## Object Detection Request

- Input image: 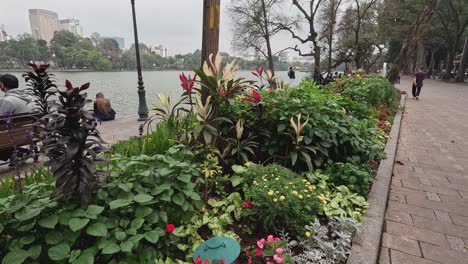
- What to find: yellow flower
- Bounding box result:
[285,186,289,189]
[305,231,311,238]
[304,190,309,193]
[268,190,274,196]
[275,177,279,181]
[289,182,293,185]
[273,198,278,203]
[292,191,298,196]
[263,178,267,182]
[302,179,307,182]
[279,196,286,201]
[298,195,303,199]
[253,181,258,185]
[306,194,311,198]
[275,191,279,194]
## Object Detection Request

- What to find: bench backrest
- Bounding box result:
[0,113,40,150]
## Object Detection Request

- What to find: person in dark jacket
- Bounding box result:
[93,92,115,121]
[412,66,425,100]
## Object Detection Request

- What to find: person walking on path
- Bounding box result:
[288,66,296,87]
[412,66,425,100]
[93,92,116,121]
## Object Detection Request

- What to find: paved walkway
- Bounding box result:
[98,115,145,144]
[379,77,468,263]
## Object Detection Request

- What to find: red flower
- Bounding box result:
[248,258,253,264]
[203,261,209,264]
[255,248,263,257]
[195,256,202,264]
[180,73,197,93]
[219,88,226,97]
[220,260,226,264]
[243,200,253,208]
[166,223,175,233]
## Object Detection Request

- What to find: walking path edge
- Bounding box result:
[347,94,407,264]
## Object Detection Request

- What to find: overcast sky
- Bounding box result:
[1,0,307,57]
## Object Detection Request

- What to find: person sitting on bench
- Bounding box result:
[0,74,33,115]
[93,92,116,121]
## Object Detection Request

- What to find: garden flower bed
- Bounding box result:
[0,57,400,264]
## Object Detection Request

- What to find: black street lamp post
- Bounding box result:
[131,0,148,121]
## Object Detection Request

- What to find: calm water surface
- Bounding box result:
[4,71,309,116]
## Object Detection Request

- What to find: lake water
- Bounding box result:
[3,71,309,116]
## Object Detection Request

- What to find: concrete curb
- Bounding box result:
[347,94,407,264]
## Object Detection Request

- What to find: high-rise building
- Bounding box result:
[59,19,83,37]
[29,9,60,43]
[109,37,125,49]
[29,9,84,43]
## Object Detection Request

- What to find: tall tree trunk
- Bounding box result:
[327,35,333,74]
[314,44,321,74]
[260,0,276,88]
[201,0,220,102]
[443,51,454,80]
[455,35,468,82]
[387,0,438,83]
[417,40,426,68]
[428,47,436,78]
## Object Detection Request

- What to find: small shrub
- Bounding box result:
[242,164,321,235]
[292,217,361,264]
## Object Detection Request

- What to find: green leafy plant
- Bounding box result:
[323,186,369,221]
[242,164,321,235]
[40,80,105,206]
[0,167,54,198]
[23,63,57,115]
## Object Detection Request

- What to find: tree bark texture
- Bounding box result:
[261,0,276,82]
[201,0,220,102]
[455,35,468,82]
[387,0,438,83]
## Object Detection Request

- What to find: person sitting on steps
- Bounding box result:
[93,92,116,121]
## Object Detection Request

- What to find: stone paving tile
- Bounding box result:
[389,250,440,264]
[420,243,468,264]
[379,247,391,264]
[382,233,421,257]
[379,78,468,264]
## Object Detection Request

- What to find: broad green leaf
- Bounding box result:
[84,205,104,217]
[120,241,133,253]
[69,218,90,232]
[19,236,35,246]
[115,231,127,241]
[72,253,94,264]
[109,199,132,209]
[159,211,168,222]
[176,174,191,183]
[134,194,153,203]
[144,231,160,244]
[27,245,41,260]
[45,231,63,245]
[230,175,242,187]
[135,207,153,218]
[172,193,185,206]
[48,243,70,261]
[131,218,145,229]
[17,221,36,232]
[86,223,108,237]
[1,249,29,264]
[15,208,42,221]
[101,242,120,255]
[38,215,58,229]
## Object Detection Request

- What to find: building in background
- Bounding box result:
[150,45,168,58]
[59,19,83,37]
[109,37,125,49]
[29,9,83,43]
[0,24,9,42]
[279,51,289,62]
[29,9,60,43]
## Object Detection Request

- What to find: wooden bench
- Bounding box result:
[0,113,40,166]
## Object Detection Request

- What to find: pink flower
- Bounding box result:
[273,254,285,263]
[195,256,202,264]
[273,237,281,242]
[257,238,266,249]
[179,73,197,93]
[219,88,225,97]
[255,248,263,257]
[267,235,274,242]
[248,258,253,264]
[267,262,274,264]
[203,261,209,264]
[276,247,284,254]
[220,260,225,264]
